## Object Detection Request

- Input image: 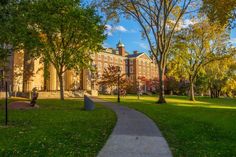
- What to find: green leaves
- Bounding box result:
[167,18,234,99]
[27,0,106,71]
[202,0,236,27]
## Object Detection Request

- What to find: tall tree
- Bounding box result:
[168,19,233,101]
[0,1,17,70]
[204,57,236,98]
[23,0,106,100]
[99,0,195,103]
[202,0,236,27]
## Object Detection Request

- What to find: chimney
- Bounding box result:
[133,51,138,55]
[117,41,126,57]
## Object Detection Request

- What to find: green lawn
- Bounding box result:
[99,95,236,157]
[0,99,116,157]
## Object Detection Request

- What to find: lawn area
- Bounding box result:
[0,98,116,157]
[99,95,236,157]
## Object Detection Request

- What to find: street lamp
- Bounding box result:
[137,80,140,100]
[117,67,121,103]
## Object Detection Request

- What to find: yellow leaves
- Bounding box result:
[203,0,236,26]
[172,6,181,18]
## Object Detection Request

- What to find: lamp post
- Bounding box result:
[117,67,121,103]
[5,81,8,126]
[137,80,140,100]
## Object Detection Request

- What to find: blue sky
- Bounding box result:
[104,18,236,54]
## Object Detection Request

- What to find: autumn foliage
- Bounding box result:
[98,65,133,95]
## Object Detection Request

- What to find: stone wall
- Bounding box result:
[11,91,86,99]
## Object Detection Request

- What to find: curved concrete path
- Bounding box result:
[92,98,173,157]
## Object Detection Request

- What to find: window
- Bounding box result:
[98,62,101,69]
[98,72,102,78]
[110,56,113,62]
[104,63,108,69]
[104,56,108,61]
[116,58,119,64]
[130,60,133,64]
[130,67,133,73]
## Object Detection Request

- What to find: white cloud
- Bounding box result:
[114,25,127,32]
[230,38,236,44]
[173,18,199,31]
[105,24,113,36]
[103,42,111,48]
[105,24,128,36]
[181,19,198,28]
[105,24,112,31]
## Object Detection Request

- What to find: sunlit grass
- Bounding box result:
[0,98,116,157]
[99,95,236,157]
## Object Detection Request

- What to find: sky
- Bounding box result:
[82,0,236,54]
[103,18,236,54]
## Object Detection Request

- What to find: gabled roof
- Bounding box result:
[127,53,143,58]
[138,53,152,61]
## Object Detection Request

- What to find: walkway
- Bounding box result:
[92,98,173,157]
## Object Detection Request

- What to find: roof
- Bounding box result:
[127,53,143,58]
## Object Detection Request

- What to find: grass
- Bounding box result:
[99,95,236,157]
[0,98,116,157]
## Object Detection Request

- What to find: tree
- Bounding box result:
[119,77,133,96]
[168,19,233,101]
[22,0,106,100]
[204,57,236,98]
[99,65,132,95]
[99,0,195,103]
[202,0,236,27]
[166,77,179,95]
[0,1,18,71]
[99,65,122,94]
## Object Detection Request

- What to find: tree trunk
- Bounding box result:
[157,67,166,104]
[210,88,213,98]
[58,73,64,100]
[217,89,221,98]
[189,81,195,101]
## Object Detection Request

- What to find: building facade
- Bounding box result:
[1,41,159,96]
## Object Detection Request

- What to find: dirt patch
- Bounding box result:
[9,101,39,110]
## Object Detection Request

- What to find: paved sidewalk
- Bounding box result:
[92,98,173,157]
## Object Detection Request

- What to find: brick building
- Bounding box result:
[92,41,158,93]
[1,41,158,97]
